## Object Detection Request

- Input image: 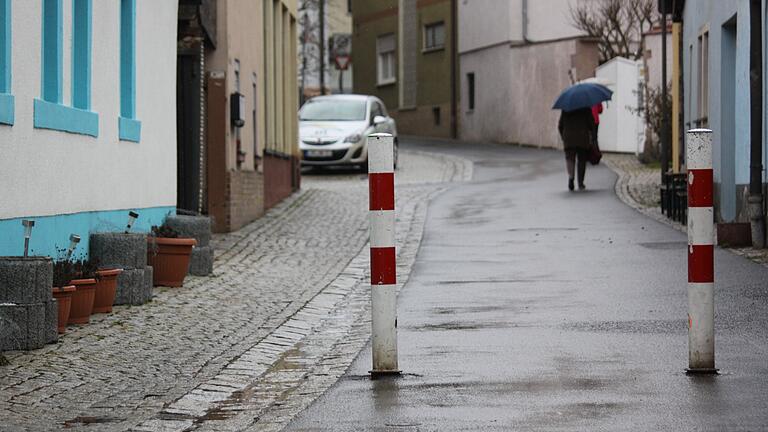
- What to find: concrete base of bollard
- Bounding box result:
[685,368,719,375]
[189,246,214,276]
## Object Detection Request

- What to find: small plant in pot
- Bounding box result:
[65,255,99,325]
[147,220,196,287]
[92,266,124,314]
[52,260,77,333]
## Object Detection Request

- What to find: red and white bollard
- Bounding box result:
[367,133,400,376]
[686,128,717,374]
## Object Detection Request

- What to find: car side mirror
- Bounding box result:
[372,115,387,125]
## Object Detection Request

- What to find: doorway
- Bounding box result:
[721,17,737,221]
[176,51,204,213]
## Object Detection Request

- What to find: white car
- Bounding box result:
[299,95,398,170]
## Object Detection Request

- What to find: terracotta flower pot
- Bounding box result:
[93,268,124,314]
[68,278,97,324]
[147,237,197,287]
[51,285,76,334]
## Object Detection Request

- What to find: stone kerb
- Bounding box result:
[165,215,214,276]
[89,233,153,306]
[0,257,57,351]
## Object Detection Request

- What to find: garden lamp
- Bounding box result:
[125,211,139,233]
[22,220,35,257]
[66,234,81,260]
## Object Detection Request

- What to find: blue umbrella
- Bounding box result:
[552,83,613,112]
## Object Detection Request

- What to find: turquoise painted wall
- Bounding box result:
[0,206,175,260]
[734,0,751,187]
[683,0,764,222]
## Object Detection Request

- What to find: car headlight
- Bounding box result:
[344,134,363,143]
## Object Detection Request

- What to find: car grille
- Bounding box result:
[303,149,348,161]
[301,139,338,146]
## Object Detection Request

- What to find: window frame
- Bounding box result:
[466,72,475,111]
[119,0,141,142]
[696,28,709,128]
[376,33,396,86]
[72,0,92,111]
[34,0,99,137]
[423,21,445,53]
[0,0,13,125]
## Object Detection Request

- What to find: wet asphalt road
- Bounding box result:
[283,138,768,431]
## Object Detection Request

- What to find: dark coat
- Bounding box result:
[558,108,594,151]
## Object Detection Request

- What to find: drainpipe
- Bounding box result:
[522,0,529,43]
[450,0,457,138]
[660,10,670,182]
[749,0,765,248]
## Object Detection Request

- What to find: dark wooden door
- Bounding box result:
[176,53,202,213]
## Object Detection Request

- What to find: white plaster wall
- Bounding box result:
[594,58,644,154]
[460,39,586,148]
[459,44,514,143]
[642,31,673,92]
[0,1,179,220]
[458,0,518,53]
[525,0,585,42]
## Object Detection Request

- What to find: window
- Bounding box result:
[432,106,440,126]
[697,30,709,127]
[423,22,445,51]
[467,72,475,111]
[41,0,62,104]
[0,0,13,125]
[299,99,366,121]
[72,0,91,110]
[376,33,396,85]
[119,0,140,141]
[34,0,98,136]
[252,73,258,157]
[370,101,383,123]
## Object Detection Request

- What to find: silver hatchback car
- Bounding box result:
[299,95,398,170]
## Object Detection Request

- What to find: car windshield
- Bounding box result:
[299,99,367,121]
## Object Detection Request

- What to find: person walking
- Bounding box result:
[558,107,594,191]
[591,102,603,147]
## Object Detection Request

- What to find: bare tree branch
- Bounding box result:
[570,0,655,63]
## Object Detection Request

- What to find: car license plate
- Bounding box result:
[307,150,333,157]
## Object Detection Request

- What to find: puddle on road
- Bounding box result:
[434,279,576,285]
[507,227,579,232]
[637,241,687,250]
[63,416,124,427]
[405,321,528,331]
[432,304,512,315]
[564,319,686,334]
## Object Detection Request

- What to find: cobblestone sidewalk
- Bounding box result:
[0,150,472,432]
[603,153,768,268]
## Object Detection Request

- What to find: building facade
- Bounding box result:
[681,0,766,241]
[0,0,178,257]
[351,0,459,138]
[458,0,599,149]
[177,0,299,233]
[298,0,353,99]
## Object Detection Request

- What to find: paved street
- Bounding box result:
[0,148,470,431]
[2,138,768,431]
[285,139,768,431]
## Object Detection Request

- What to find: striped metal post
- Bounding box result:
[686,129,717,374]
[367,133,400,376]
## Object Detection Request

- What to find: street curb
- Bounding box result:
[603,158,768,270]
